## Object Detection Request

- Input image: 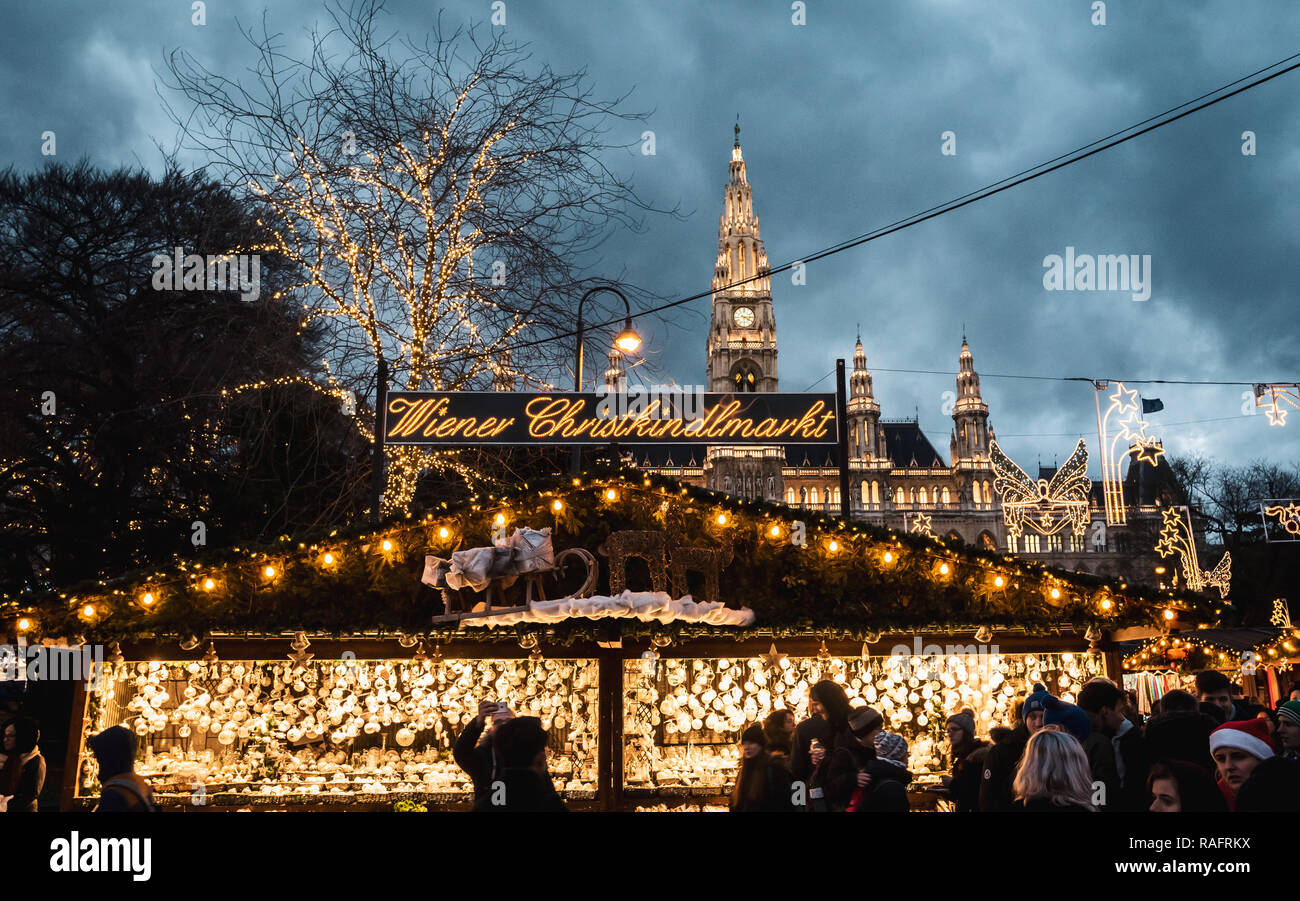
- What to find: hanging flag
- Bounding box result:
[1141,396,1164,414]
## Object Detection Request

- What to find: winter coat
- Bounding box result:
[731,755,797,812]
[453,718,497,803]
[1143,709,1218,771]
[1082,731,1118,810]
[825,733,912,812]
[825,734,875,811]
[1114,726,1152,811]
[1012,796,1094,812]
[850,759,913,812]
[1234,756,1300,812]
[948,739,988,813]
[980,724,1029,812]
[95,773,157,812]
[790,716,833,786]
[470,767,567,812]
[5,752,44,812]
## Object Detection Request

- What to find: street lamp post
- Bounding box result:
[571,285,641,476]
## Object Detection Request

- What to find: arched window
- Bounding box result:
[918,487,928,505]
[739,242,747,279]
[832,487,840,505]
[787,487,795,504]
[941,486,950,504]
[909,488,916,504]
[983,481,992,505]
[895,487,904,505]
[872,481,880,504]
[732,363,760,392]
[810,487,820,505]
[972,482,982,504]
[861,481,869,505]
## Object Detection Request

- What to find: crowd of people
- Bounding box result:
[725,671,1300,812]
[5,669,1296,812]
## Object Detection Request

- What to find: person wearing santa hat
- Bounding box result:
[1209,719,1276,811]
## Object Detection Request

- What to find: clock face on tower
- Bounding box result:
[732,306,755,328]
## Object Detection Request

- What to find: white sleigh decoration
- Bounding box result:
[423,527,597,621]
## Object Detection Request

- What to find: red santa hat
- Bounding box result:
[1209,719,1277,761]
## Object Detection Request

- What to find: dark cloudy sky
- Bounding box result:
[5,0,1299,478]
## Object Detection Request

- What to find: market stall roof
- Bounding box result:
[7,467,1221,644]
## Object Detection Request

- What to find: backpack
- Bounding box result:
[100,776,158,812]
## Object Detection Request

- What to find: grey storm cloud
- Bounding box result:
[3,0,1298,475]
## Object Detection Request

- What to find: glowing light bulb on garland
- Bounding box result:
[1163,608,1176,621]
[494,513,507,527]
[716,513,728,526]
[322,552,336,566]
[604,488,618,502]
[82,604,95,618]
[17,617,31,632]
[382,539,393,552]
[883,551,893,563]
[552,500,564,512]
[828,540,838,552]
[1049,587,1061,600]
[264,565,276,579]
[141,592,155,607]
[993,575,1004,588]
[939,563,950,575]
[203,578,216,591]
[769,524,782,538]
[438,527,450,539]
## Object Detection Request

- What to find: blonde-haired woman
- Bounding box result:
[1011,729,1097,811]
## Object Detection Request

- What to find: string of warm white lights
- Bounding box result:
[1124,629,1299,671]
[9,474,1213,639]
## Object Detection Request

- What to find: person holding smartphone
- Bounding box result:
[454,698,515,803]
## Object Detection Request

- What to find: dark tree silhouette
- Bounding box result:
[0,161,368,595]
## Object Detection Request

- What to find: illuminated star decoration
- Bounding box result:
[1272,598,1293,629]
[759,642,787,671]
[1255,385,1300,426]
[1264,502,1300,536]
[1155,507,1231,597]
[990,438,1091,540]
[1095,382,1167,526]
[908,512,934,537]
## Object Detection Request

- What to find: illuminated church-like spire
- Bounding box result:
[707,119,777,393]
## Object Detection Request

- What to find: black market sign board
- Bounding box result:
[383,391,839,446]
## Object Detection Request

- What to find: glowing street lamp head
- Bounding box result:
[614,321,642,354]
